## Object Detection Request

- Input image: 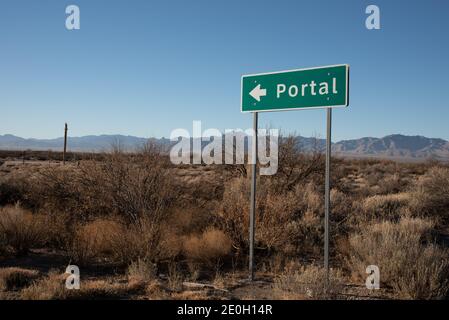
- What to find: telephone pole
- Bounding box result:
[63,123,68,165]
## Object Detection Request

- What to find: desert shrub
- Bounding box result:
[257,183,323,255]
[365,172,383,188]
[168,208,215,236]
[393,244,449,299]
[21,270,136,300]
[274,262,344,299]
[25,166,83,215]
[377,173,407,194]
[67,217,166,266]
[158,226,183,261]
[0,181,25,206]
[347,218,449,299]
[0,233,7,257]
[21,271,67,300]
[219,178,324,257]
[358,193,410,222]
[108,218,166,265]
[183,228,232,265]
[145,280,171,300]
[0,205,46,255]
[78,150,174,223]
[67,219,122,265]
[0,268,39,291]
[270,135,324,193]
[40,212,75,250]
[167,262,184,292]
[329,189,354,234]
[67,279,138,299]
[24,148,174,223]
[219,177,251,250]
[409,166,449,222]
[127,258,156,283]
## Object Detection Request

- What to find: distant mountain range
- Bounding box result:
[333,135,449,160]
[0,134,169,152]
[1,133,448,161]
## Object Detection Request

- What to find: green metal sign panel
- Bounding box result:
[241,64,349,112]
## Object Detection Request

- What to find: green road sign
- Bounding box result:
[241,64,349,112]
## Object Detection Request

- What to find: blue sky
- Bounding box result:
[1,0,448,141]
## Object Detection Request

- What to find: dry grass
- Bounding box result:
[20,271,67,300]
[70,279,139,299]
[183,228,232,265]
[359,193,410,222]
[347,217,449,299]
[67,217,169,266]
[220,178,324,257]
[274,262,345,300]
[127,258,156,283]
[67,219,123,265]
[0,205,46,255]
[1,145,448,300]
[17,148,174,224]
[167,262,184,292]
[21,271,142,300]
[409,166,449,222]
[0,268,39,291]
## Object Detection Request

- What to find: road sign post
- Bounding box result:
[324,107,332,286]
[63,123,68,165]
[241,64,349,282]
[249,112,258,281]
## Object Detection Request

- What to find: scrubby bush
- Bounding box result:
[20,270,67,300]
[67,219,123,266]
[21,270,136,300]
[23,148,174,223]
[377,173,407,195]
[2,143,448,300]
[347,218,449,299]
[270,135,324,193]
[108,218,167,265]
[219,177,251,250]
[274,262,344,299]
[67,217,167,266]
[78,151,174,223]
[359,193,410,222]
[0,205,46,255]
[409,167,449,222]
[127,258,156,283]
[220,176,333,258]
[0,181,25,206]
[183,228,232,265]
[0,268,39,291]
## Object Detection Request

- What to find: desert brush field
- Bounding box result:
[0,138,448,300]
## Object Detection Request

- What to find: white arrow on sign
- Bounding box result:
[249,84,267,102]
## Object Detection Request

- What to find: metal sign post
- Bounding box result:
[249,112,258,281]
[324,107,332,286]
[241,64,349,282]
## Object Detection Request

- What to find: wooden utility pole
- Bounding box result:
[63,123,68,165]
